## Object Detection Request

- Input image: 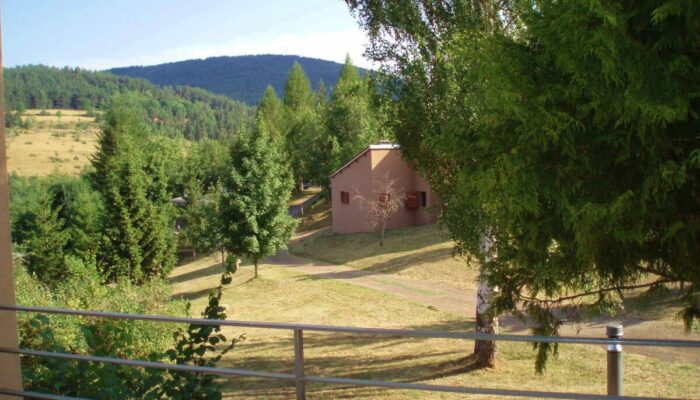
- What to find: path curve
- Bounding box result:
[266,249,700,364]
[266,250,477,317]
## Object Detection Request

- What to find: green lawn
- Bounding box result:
[289,223,479,290]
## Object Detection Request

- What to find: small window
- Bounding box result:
[341,191,350,204]
[420,191,427,207]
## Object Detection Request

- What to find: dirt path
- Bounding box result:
[266,250,476,316]
[266,250,700,364]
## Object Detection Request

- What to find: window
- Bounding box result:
[420,191,427,207]
[340,191,350,204]
[405,192,419,209]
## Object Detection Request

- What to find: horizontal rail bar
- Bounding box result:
[0,388,89,400]
[0,347,295,381]
[0,348,675,400]
[2,304,700,347]
[303,375,672,400]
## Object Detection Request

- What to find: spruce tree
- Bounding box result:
[25,190,69,284]
[91,105,176,282]
[220,117,297,278]
[326,56,380,167]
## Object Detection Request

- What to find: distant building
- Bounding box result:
[330,143,439,234]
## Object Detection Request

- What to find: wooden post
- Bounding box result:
[0,17,24,398]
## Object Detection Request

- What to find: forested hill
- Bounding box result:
[109,54,368,104]
[4,65,254,140]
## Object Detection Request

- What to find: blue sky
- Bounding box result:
[1,0,371,69]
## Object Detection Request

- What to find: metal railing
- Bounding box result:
[0,304,699,400]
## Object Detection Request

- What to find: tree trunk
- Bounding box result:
[221,250,225,266]
[254,259,258,278]
[297,176,304,192]
[380,220,386,246]
[474,231,498,368]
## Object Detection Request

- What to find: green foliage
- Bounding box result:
[320,56,384,183]
[15,261,181,398]
[256,85,286,143]
[90,104,176,282]
[180,181,226,256]
[348,0,700,371]
[9,174,104,283]
[24,190,69,283]
[154,262,242,400]
[4,65,254,140]
[220,117,297,273]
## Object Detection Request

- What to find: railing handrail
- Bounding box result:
[1,303,699,400]
[2,304,699,347]
[0,346,671,400]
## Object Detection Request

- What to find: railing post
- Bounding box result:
[294,328,306,400]
[606,324,623,397]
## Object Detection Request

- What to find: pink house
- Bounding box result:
[330,143,439,234]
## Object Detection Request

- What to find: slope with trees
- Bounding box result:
[109,54,370,104]
[4,65,254,140]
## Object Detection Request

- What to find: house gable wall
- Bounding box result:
[330,147,439,234]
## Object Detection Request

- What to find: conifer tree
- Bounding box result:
[283,62,316,191]
[326,56,380,167]
[256,85,285,143]
[90,104,176,282]
[25,190,69,284]
[220,117,297,278]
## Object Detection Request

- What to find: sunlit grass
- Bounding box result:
[170,253,700,399]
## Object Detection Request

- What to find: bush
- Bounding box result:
[15,259,185,398]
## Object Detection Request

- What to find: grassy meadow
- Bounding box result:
[170,252,699,399]
[289,202,478,290]
[6,109,99,176]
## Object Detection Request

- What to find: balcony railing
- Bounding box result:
[1,304,699,400]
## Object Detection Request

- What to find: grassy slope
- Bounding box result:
[170,253,699,399]
[6,109,99,176]
[289,200,478,290]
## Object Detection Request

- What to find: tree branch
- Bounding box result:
[518,279,673,305]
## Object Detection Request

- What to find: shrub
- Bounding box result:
[15,259,185,398]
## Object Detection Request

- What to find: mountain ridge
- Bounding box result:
[109,54,369,105]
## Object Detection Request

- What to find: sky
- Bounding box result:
[1,0,373,70]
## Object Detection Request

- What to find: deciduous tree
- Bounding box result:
[220,118,297,277]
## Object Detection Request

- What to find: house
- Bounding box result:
[330,143,439,234]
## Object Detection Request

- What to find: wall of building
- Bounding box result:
[370,149,417,230]
[331,148,440,234]
[330,150,375,234]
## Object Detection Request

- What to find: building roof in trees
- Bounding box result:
[329,143,400,179]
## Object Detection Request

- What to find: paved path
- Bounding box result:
[266,250,477,317]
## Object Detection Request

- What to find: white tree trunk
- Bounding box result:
[474,230,498,367]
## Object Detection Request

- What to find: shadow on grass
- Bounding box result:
[290,224,453,266]
[169,261,224,284]
[358,247,455,275]
[218,318,481,398]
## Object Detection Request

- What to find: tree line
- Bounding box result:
[11,95,294,397]
[4,65,254,140]
[256,56,390,192]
